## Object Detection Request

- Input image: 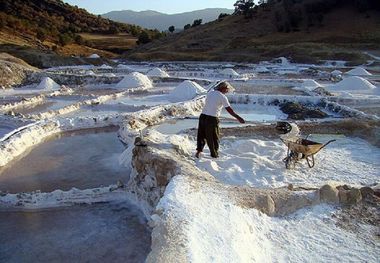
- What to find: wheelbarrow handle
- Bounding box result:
[316,139,336,153]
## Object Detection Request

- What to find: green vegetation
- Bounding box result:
[126,0,380,63]
[0,0,165,49]
[191,19,203,27]
[232,0,380,32]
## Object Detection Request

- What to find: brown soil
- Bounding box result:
[332,196,380,239]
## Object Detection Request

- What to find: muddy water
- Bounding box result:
[0,201,151,263]
[0,126,129,193]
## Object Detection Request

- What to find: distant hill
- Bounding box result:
[125,0,380,64]
[0,0,163,67]
[102,8,234,31]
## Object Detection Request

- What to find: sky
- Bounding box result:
[63,0,236,15]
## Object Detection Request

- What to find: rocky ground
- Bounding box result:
[0,53,39,89]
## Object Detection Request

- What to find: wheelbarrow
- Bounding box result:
[281,137,336,169]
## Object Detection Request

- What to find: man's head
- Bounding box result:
[215,81,234,94]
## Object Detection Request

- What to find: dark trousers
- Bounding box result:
[196,114,220,158]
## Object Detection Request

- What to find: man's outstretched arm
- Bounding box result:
[225,106,245,123]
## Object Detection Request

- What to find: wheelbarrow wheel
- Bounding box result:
[306,155,315,168]
[283,150,297,169]
[285,157,293,169]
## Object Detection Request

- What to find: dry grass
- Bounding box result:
[57,43,115,58]
[126,6,380,63]
[80,33,137,54]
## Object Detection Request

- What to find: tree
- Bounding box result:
[58,33,73,46]
[191,19,202,27]
[137,31,151,45]
[74,34,84,45]
[36,29,47,42]
[184,24,191,30]
[218,13,229,20]
[168,25,175,33]
[234,0,255,16]
[107,25,119,34]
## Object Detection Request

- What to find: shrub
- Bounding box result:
[218,13,230,20]
[36,29,47,42]
[137,31,151,45]
[192,19,202,27]
[58,33,73,46]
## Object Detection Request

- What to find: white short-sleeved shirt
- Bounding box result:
[201,90,230,117]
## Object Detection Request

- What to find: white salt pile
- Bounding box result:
[99,64,113,69]
[104,73,116,77]
[346,67,372,76]
[36,77,60,90]
[331,70,342,76]
[220,68,239,77]
[147,67,170,77]
[85,70,95,76]
[302,79,322,90]
[256,66,270,73]
[117,64,131,69]
[169,80,206,102]
[115,72,153,89]
[88,54,100,59]
[328,76,376,92]
[273,57,290,65]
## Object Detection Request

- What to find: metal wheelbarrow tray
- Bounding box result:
[281,137,336,168]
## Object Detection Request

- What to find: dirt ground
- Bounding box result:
[333,196,380,240]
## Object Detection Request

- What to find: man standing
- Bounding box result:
[196,81,245,158]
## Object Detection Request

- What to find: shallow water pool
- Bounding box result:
[153,106,285,134]
[0,127,129,193]
[221,104,286,122]
[106,94,172,107]
[0,201,151,263]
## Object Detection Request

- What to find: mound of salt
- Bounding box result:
[99,64,112,69]
[116,72,152,89]
[117,64,131,69]
[220,68,239,77]
[104,73,116,77]
[85,70,95,75]
[328,76,376,91]
[36,77,60,90]
[331,70,342,75]
[256,66,270,73]
[147,67,170,77]
[170,80,206,102]
[346,67,372,76]
[88,54,100,59]
[273,57,290,65]
[302,79,322,91]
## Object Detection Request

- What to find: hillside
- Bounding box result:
[126,0,380,64]
[0,0,161,67]
[102,8,234,31]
